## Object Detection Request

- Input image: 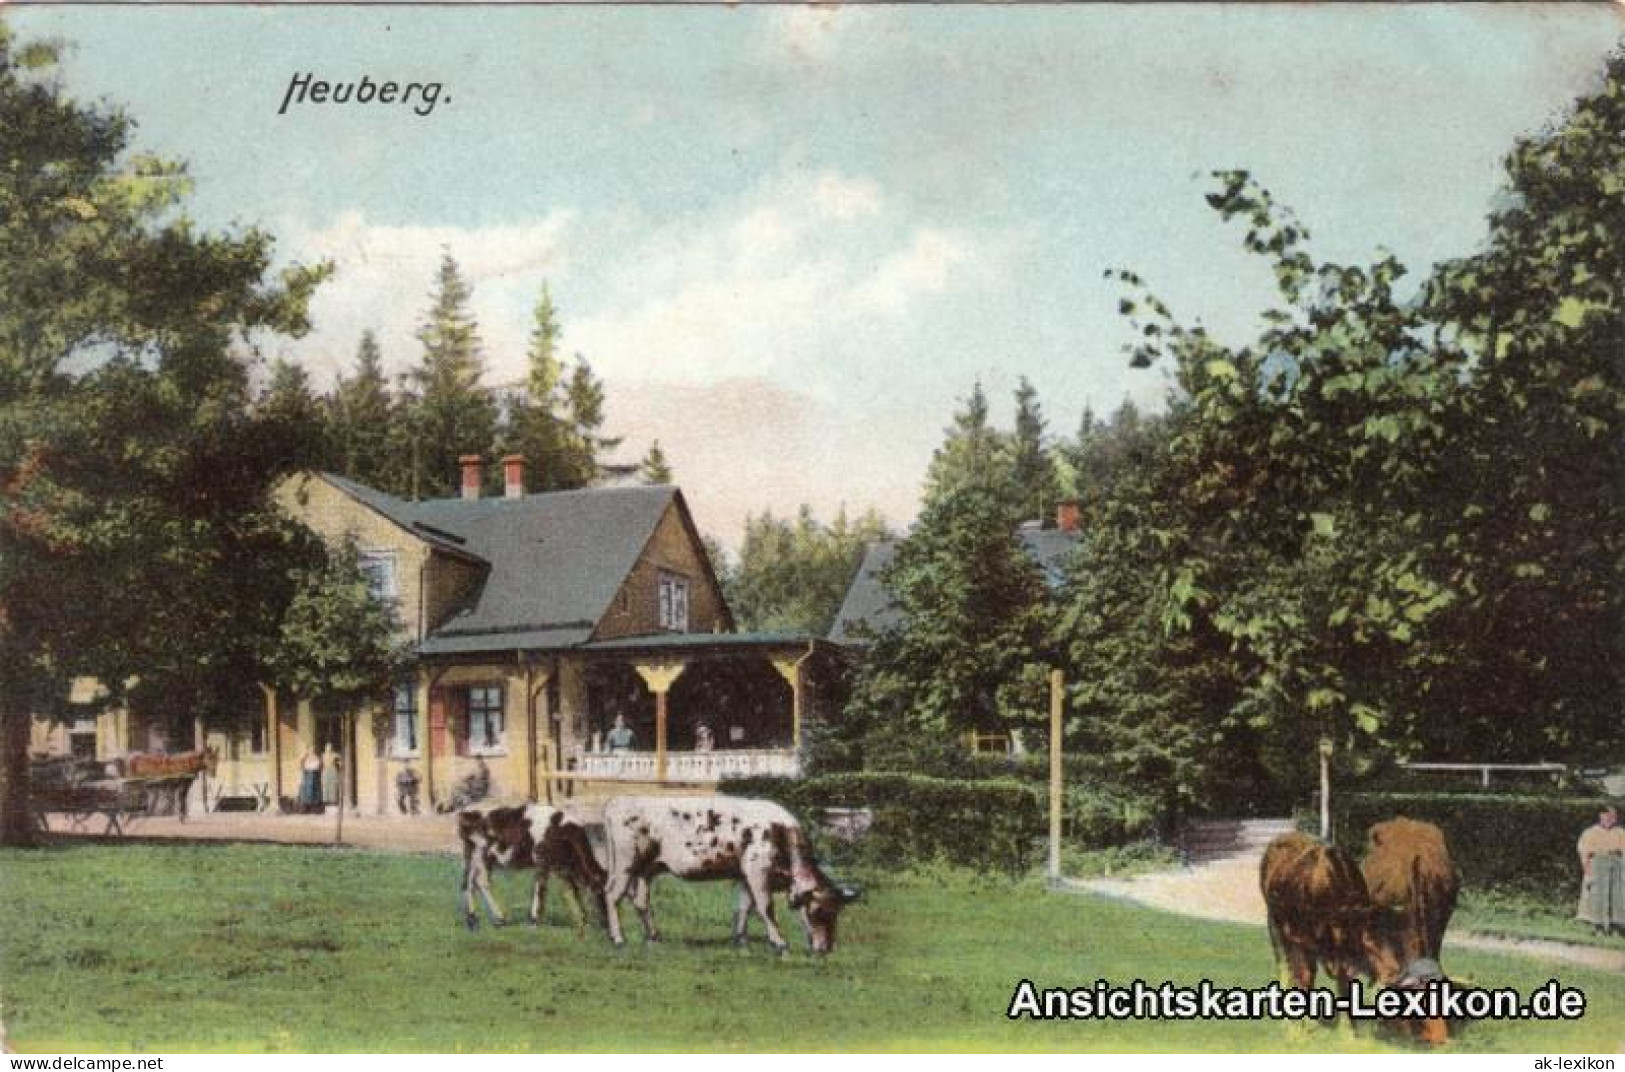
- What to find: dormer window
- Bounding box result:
[658,571,690,632]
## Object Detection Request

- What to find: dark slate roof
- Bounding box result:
[317,473,678,656]
[1018,527,1082,588]
[826,541,901,645]
[826,527,1081,646]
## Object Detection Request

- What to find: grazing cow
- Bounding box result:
[458,802,606,934]
[1361,818,1459,973]
[1363,819,1460,1045]
[600,796,860,954]
[1259,832,1376,995]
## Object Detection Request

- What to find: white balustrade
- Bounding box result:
[576,749,800,782]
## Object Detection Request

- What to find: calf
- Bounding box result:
[600,796,860,954]
[458,802,606,935]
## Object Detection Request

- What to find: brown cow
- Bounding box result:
[1260,832,1375,995]
[1362,818,1459,972]
[458,803,606,935]
[1363,818,1460,1045]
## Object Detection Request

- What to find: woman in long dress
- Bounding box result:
[297,748,323,813]
[1577,805,1624,935]
[321,748,340,807]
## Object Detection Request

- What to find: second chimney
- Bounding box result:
[459,454,483,501]
[502,454,526,500]
[1056,499,1082,533]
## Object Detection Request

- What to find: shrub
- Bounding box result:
[1334,792,1615,898]
[721,772,1043,875]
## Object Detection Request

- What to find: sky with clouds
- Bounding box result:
[12,4,1622,547]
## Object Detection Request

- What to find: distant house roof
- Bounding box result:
[1016,527,1081,589]
[317,473,681,657]
[826,542,901,645]
[826,525,1080,646]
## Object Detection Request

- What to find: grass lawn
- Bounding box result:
[1455,887,1625,950]
[1,842,1621,1053]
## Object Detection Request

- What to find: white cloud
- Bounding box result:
[568,169,991,392]
[271,209,574,385]
[854,228,971,313]
[769,6,856,67]
[810,173,884,222]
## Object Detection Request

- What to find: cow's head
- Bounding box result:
[790,882,861,954]
[1381,958,1452,1046]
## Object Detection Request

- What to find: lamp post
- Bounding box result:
[1319,735,1334,842]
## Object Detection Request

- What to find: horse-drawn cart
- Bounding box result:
[30,751,214,836]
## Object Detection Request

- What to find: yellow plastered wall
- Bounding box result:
[276,472,487,642]
[428,662,534,808]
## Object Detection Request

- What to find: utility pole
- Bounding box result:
[1048,669,1064,885]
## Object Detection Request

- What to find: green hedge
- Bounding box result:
[1334,792,1615,897]
[721,772,1043,875]
[1064,784,1163,848]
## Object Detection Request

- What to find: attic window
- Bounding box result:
[658,571,690,633]
[358,551,399,603]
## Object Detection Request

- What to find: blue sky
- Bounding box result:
[12,4,1622,546]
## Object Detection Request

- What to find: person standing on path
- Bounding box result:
[297,748,322,814]
[1577,805,1625,936]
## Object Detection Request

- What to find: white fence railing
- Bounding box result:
[577,749,800,782]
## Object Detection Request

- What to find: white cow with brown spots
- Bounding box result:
[601,796,860,954]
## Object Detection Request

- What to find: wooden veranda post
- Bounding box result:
[770,644,816,754]
[1049,668,1064,885]
[335,710,351,845]
[633,661,686,781]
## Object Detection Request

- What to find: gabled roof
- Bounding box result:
[826,526,1081,646]
[314,473,679,656]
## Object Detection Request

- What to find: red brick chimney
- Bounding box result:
[502,454,526,500]
[459,454,483,501]
[1056,499,1082,533]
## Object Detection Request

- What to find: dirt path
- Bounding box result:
[41,809,463,852]
[1068,852,1625,974]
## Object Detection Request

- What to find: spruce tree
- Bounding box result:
[329,331,397,491]
[402,253,497,498]
[638,440,674,485]
[497,283,573,491]
[922,381,1018,520]
[558,355,622,487]
[1010,376,1060,525]
[259,357,332,471]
